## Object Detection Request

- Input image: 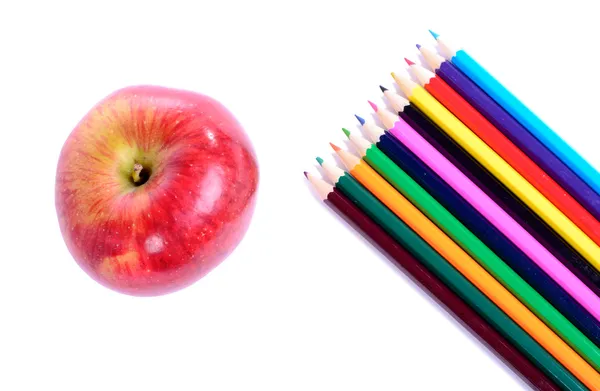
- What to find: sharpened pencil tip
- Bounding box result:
[316,157,324,166]
[368,100,378,112]
[329,142,341,152]
[404,57,415,66]
[429,30,439,39]
[354,114,365,126]
[303,171,308,179]
[342,128,351,138]
[379,85,388,93]
[390,71,397,79]
[416,43,421,49]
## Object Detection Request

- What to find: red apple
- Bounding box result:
[55,86,259,296]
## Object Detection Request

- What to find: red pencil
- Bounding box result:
[404,59,600,248]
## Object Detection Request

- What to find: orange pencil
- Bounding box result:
[324,143,600,390]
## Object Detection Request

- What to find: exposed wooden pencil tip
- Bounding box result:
[405,57,415,66]
[329,142,341,152]
[368,100,378,112]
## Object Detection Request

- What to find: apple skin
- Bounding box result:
[55,86,259,296]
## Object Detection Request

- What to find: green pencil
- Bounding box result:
[341,128,600,371]
[317,160,584,390]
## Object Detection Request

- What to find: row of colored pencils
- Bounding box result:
[306,31,600,390]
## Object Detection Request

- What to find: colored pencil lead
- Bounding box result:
[316,156,324,166]
[379,85,388,93]
[368,100,379,112]
[303,171,308,179]
[416,43,422,49]
[354,114,366,126]
[342,128,351,138]
[429,29,439,39]
[329,142,341,152]
[404,58,415,66]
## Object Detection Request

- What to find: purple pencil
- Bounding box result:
[418,45,600,230]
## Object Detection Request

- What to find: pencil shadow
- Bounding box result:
[342,139,354,154]
[370,112,384,130]
[332,152,345,171]
[339,213,533,388]
[416,52,430,71]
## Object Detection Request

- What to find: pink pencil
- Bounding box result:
[370,101,600,322]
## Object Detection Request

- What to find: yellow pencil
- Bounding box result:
[392,71,600,272]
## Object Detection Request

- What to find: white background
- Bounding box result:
[1,1,598,390]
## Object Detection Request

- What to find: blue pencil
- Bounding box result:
[430,30,600,196]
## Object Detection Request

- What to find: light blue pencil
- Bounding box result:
[429,30,600,197]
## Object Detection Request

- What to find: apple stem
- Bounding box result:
[132,163,143,183]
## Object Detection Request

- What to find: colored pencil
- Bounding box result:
[343,126,600,368]
[321,149,600,389]
[306,173,564,391]
[430,30,600,197]
[370,102,600,323]
[392,71,600,272]
[419,46,600,239]
[357,113,600,348]
[406,57,600,249]
[308,168,584,391]
[380,94,600,297]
